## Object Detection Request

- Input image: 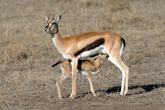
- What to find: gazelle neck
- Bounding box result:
[51,32,64,54]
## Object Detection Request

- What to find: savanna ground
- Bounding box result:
[0,0,165,109]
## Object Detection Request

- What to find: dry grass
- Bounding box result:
[0,0,165,110]
[2,43,32,64]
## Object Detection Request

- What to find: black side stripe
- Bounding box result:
[74,38,105,56]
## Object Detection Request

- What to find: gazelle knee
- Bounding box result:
[122,64,129,74]
[56,81,59,86]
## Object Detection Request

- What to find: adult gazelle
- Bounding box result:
[44,12,129,98]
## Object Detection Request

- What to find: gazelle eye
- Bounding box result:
[52,22,56,25]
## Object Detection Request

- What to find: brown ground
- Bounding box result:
[0,0,165,110]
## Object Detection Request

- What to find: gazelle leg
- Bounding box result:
[124,67,129,95]
[108,56,129,95]
[56,74,66,99]
[87,72,96,96]
[105,41,129,95]
[69,58,78,98]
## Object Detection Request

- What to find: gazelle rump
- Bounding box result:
[44,12,129,98]
[52,55,105,99]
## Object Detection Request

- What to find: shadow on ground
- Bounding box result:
[75,84,165,98]
[63,84,165,99]
[105,84,165,95]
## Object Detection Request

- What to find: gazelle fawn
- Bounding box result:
[45,12,129,98]
[52,55,106,99]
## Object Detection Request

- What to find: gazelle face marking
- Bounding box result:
[44,22,50,33]
[44,12,62,34]
[44,20,58,34]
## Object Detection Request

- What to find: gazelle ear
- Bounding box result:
[56,11,63,22]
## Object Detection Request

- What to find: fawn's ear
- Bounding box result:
[56,11,63,22]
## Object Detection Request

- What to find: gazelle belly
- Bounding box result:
[78,45,107,59]
[77,70,88,76]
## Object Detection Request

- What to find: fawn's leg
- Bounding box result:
[56,75,66,99]
[56,64,71,99]
[87,72,96,96]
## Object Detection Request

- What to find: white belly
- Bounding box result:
[77,69,99,76]
[78,45,107,59]
[58,45,107,61]
[78,70,88,76]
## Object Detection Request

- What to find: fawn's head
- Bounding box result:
[44,12,62,34]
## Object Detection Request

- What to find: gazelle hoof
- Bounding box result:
[59,96,62,99]
[69,95,75,98]
[120,92,124,96]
